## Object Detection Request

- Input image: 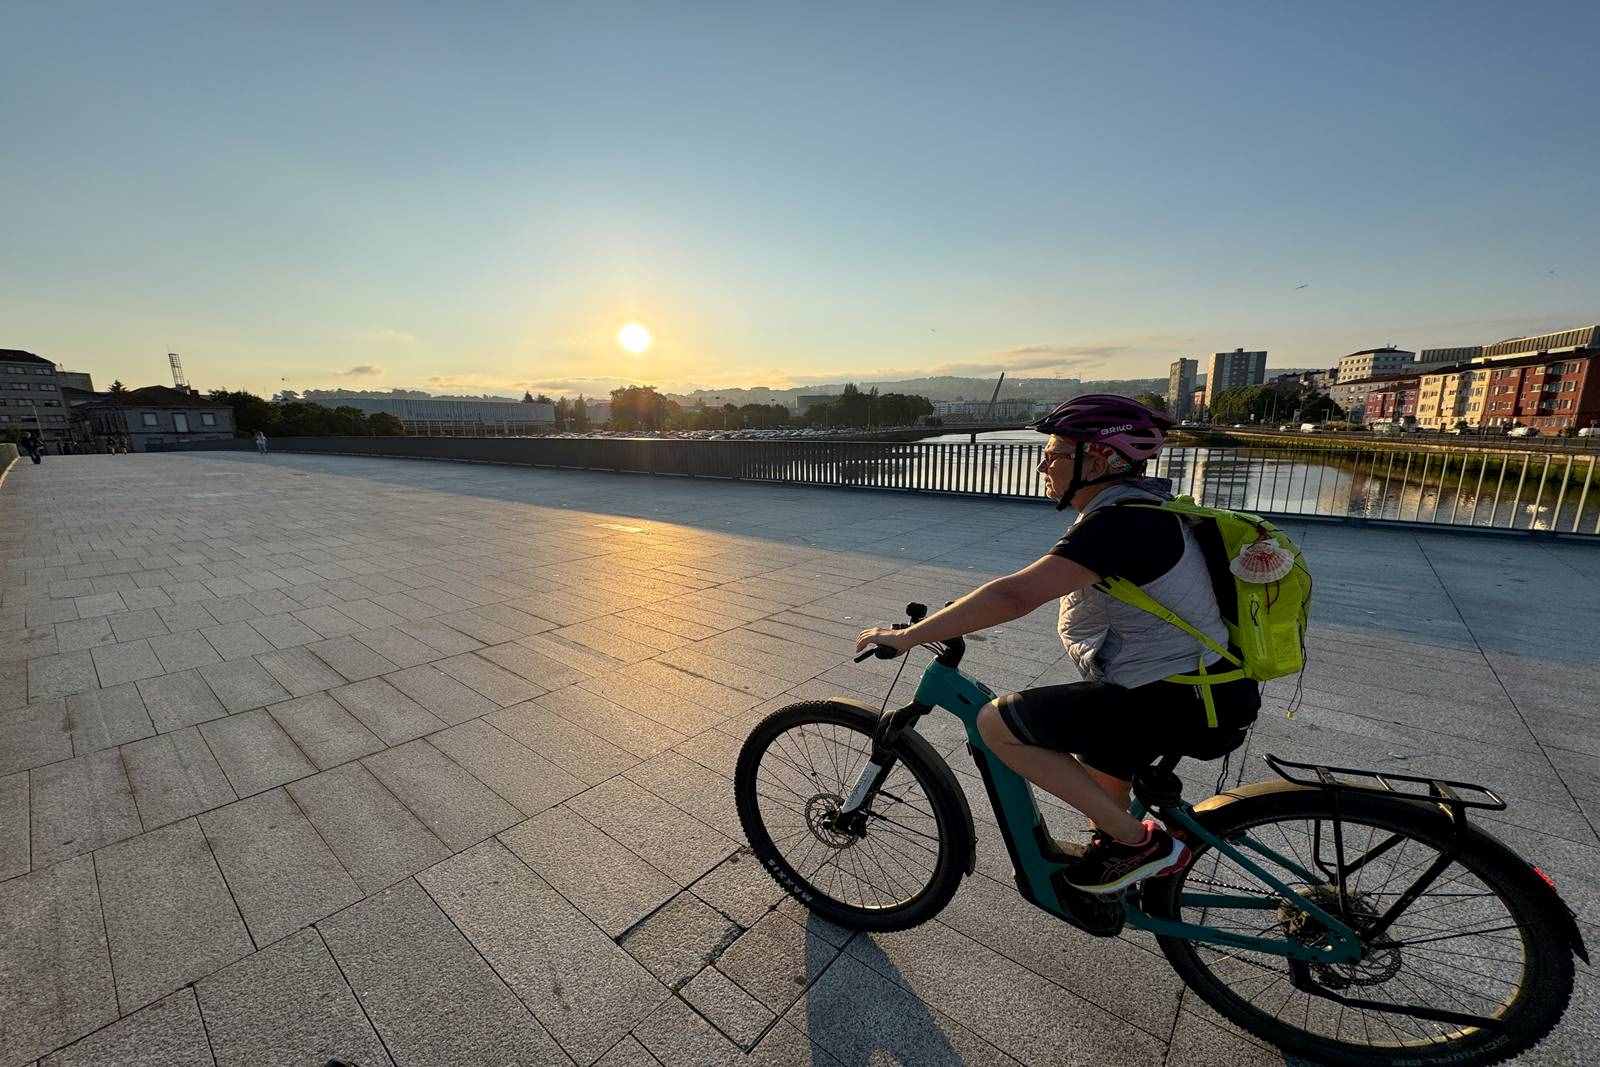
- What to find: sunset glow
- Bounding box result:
[617,323,653,354]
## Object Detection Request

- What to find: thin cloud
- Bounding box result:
[352,328,418,345]
[340,365,383,377]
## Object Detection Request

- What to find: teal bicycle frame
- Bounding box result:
[905,657,1363,964]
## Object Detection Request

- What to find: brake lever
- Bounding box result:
[853,621,909,662]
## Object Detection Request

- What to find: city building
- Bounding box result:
[1364,378,1421,426]
[55,370,95,391]
[1415,364,1492,430]
[309,395,555,430]
[932,398,1043,422]
[0,349,69,443]
[1167,358,1197,419]
[1417,346,1482,368]
[794,395,834,414]
[1203,348,1267,411]
[1336,347,1415,383]
[1190,386,1206,417]
[1332,374,1421,423]
[1477,350,1600,433]
[71,386,236,451]
[1480,324,1599,362]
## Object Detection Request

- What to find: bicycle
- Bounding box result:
[734,603,1589,1066]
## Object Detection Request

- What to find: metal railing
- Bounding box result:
[155,436,1600,536]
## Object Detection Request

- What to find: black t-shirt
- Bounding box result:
[1049,504,1185,585]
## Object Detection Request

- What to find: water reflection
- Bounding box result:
[901,432,1598,533]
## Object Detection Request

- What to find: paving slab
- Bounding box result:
[288,761,450,894]
[255,645,349,696]
[29,748,142,866]
[682,965,775,1050]
[134,670,227,731]
[308,635,400,681]
[331,675,448,745]
[196,927,392,1067]
[427,718,587,815]
[785,950,1019,1066]
[200,620,278,661]
[1,699,73,774]
[146,628,224,672]
[361,738,521,851]
[489,698,641,784]
[120,727,237,828]
[350,625,437,667]
[40,988,213,1067]
[247,611,322,650]
[435,651,546,706]
[267,692,384,768]
[197,708,315,796]
[199,788,361,946]
[566,774,740,887]
[384,662,499,725]
[28,651,99,702]
[0,769,27,880]
[317,878,568,1065]
[94,818,254,1013]
[500,805,680,937]
[197,658,292,714]
[0,854,117,1065]
[418,839,670,1064]
[620,891,743,989]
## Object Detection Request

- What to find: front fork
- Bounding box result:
[835,703,929,833]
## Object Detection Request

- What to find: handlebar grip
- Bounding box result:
[853,644,903,663]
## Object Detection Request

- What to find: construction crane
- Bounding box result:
[168,353,188,390]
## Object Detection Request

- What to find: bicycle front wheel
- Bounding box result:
[1144,785,1575,1066]
[734,700,970,932]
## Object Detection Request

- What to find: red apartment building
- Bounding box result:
[1481,349,1600,432]
[1366,377,1420,424]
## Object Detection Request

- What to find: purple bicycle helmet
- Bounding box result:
[1031,393,1172,463]
[1032,394,1173,507]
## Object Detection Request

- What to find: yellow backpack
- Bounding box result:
[1096,497,1312,725]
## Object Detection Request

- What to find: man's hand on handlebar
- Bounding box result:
[855,626,918,660]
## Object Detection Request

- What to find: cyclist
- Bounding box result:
[855,395,1260,894]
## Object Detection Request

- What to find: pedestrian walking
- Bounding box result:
[21,432,43,464]
[254,430,269,454]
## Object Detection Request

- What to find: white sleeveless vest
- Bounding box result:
[1056,479,1229,688]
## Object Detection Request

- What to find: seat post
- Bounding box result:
[1133,756,1186,811]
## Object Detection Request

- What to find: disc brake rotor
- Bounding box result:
[804,792,859,849]
[1280,886,1402,989]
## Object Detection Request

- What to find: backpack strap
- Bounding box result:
[1096,575,1242,669]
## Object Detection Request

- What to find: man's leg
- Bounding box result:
[976,703,1144,844]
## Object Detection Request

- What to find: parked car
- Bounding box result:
[1299,423,1319,433]
[1578,426,1600,438]
[1507,426,1538,438]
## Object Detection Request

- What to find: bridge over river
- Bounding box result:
[2,452,1597,1065]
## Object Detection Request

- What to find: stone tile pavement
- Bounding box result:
[1,452,1597,1065]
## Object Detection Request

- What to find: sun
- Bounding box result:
[617,322,653,354]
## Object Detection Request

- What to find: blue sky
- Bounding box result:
[4,1,1596,397]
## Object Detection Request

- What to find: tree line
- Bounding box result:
[606,382,933,431]
[208,391,405,437]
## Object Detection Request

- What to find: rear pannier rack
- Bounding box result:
[1264,753,1508,813]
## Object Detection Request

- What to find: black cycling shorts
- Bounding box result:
[996,673,1260,782]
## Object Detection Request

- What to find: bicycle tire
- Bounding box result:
[1143,785,1574,1066]
[735,700,970,932]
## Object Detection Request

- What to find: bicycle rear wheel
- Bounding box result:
[735,700,970,932]
[1143,786,1574,1066]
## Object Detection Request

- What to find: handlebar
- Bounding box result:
[851,602,966,669]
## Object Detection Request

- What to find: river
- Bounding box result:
[917,431,1600,533]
